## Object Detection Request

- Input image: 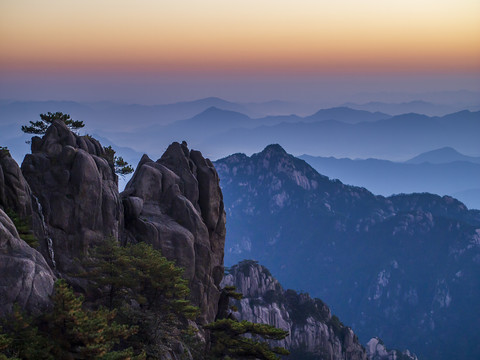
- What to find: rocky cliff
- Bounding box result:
[1,122,226,330]
[21,121,123,274]
[366,338,418,360]
[0,207,55,316]
[223,260,368,360]
[122,141,226,324]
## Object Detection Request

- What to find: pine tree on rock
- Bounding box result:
[21,112,84,135]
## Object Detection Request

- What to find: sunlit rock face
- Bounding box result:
[122,141,226,325]
[222,260,368,360]
[21,120,123,274]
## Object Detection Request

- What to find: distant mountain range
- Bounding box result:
[2,98,479,161]
[300,147,480,210]
[214,144,480,360]
[343,100,480,116]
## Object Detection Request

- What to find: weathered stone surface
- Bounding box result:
[21,121,123,274]
[222,260,368,360]
[122,141,226,325]
[0,208,55,316]
[366,338,418,360]
[0,148,54,266]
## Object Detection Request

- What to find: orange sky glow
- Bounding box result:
[1,0,479,75]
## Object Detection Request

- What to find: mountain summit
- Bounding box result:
[215,144,480,360]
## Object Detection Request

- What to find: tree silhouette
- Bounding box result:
[21,112,84,135]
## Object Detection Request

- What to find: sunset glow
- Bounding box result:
[1,0,479,74]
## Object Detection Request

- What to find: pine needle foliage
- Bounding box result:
[103,146,134,176]
[205,286,289,360]
[21,112,84,135]
[81,239,199,358]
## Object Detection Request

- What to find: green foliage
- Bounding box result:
[21,112,84,135]
[223,286,243,301]
[6,210,38,248]
[205,285,289,360]
[82,240,198,358]
[0,282,140,360]
[103,146,134,177]
[204,319,289,360]
[48,280,138,359]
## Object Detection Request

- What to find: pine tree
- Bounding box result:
[81,241,198,358]
[48,280,139,359]
[21,112,84,135]
[103,146,134,176]
[204,286,289,360]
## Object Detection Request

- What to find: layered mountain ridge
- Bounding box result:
[214,144,480,360]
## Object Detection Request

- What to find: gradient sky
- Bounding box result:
[1,0,479,103]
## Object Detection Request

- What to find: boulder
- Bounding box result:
[0,208,55,316]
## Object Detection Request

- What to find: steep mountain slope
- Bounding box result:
[214,145,480,360]
[223,260,368,360]
[223,260,418,360]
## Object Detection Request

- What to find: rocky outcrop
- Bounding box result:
[366,338,418,360]
[0,148,53,266]
[122,141,226,325]
[0,208,55,316]
[21,121,123,274]
[222,260,367,360]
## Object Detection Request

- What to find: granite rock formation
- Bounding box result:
[222,260,368,360]
[0,208,55,316]
[21,120,123,274]
[122,141,226,324]
[366,338,418,360]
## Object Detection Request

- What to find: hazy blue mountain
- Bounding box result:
[342,100,467,116]
[299,153,480,210]
[304,106,391,123]
[214,144,480,360]
[204,110,480,160]
[406,146,480,164]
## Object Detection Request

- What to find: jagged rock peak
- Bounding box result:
[21,120,123,274]
[222,260,367,360]
[122,141,226,325]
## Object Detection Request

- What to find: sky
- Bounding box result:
[1,0,479,104]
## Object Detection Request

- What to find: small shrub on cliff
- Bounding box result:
[103,146,134,176]
[21,112,84,135]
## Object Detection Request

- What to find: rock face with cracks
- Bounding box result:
[122,141,226,325]
[222,260,368,360]
[20,120,124,274]
[0,208,55,316]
